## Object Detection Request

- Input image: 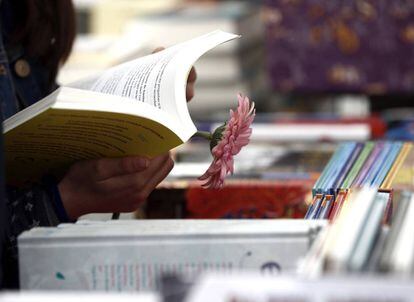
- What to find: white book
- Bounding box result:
[388,193,414,275]
[379,191,411,272]
[0,292,159,302]
[18,219,326,291]
[246,123,371,142]
[347,192,389,271]
[324,187,378,272]
[185,273,414,302]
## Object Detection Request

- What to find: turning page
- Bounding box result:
[69,30,240,120]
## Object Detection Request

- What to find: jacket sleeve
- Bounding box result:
[3,180,70,288]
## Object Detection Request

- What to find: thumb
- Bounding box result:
[152,47,165,54]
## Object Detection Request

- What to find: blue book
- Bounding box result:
[322,142,357,195]
[361,142,393,186]
[352,143,383,187]
[316,194,335,219]
[305,193,324,219]
[333,142,363,190]
[312,143,346,196]
[309,142,356,218]
[306,194,325,219]
[371,142,403,187]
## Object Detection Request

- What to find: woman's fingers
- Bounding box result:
[139,155,174,198]
[186,67,197,102]
[79,156,150,180]
[98,153,172,194]
[152,46,196,102]
[188,66,197,83]
[152,47,165,53]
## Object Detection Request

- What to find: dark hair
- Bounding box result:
[11,0,76,84]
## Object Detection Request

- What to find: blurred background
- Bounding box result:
[63,0,414,220]
[65,0,414,118]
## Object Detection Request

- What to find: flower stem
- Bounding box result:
[193,131,213,141]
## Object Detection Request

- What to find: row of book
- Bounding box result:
[305,141,413,220]
[18,219,325,291]
[141,138,336,220]
[300,187,414,276]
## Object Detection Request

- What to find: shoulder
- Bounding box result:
[1,0,57,110]
[8,45,57,107]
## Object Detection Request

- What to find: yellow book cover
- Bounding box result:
[380,142,412,190]
[390,142,414,190]
[3,31,240,186]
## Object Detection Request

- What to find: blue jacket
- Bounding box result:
[0,0,69,288]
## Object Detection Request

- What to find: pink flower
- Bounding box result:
[198,94,255,189]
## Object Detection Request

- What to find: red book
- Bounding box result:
[186,179,313,219]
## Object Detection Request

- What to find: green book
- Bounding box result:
[341,142,375,189]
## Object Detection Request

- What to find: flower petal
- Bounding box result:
[198,93,255,189]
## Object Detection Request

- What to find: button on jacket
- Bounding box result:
[0,0,69,289]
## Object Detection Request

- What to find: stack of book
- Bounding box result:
[145,141,335,219]
[305,141,413,220]
[299,188,414,276]
[18,219,326,291]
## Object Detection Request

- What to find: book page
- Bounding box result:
[83,46,181,110]
[69,31,239,122]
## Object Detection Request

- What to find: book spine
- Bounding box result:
[328,190,348,221]
[380,143,412,190]
[352,143,383,187]
[341,142,374,189]
[317,194,335,219]
[312,143,346,196]
[333,142,363,190]
[370,142,402,187]
[305,194,323,219]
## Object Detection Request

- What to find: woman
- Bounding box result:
[0,0,196,288]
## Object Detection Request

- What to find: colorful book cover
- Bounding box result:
[305,193,325,219]
[389,143,414,190]
[331,142,362,190]
[341,142,374,189]
[316,194,335,219]
[312,143,347,196]
[352,142,383,187]
[321,142,357,195]
[328,189,348,221]
[371,142,403,186]
[360,142,393,186]
[185,180,312,219]
[381,143,412,190]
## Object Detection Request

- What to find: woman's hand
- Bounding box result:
[153,47,197,102]
[58,153,174,220]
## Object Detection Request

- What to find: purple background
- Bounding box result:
[264,0,414,94]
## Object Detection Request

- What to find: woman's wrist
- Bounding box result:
[57,178,85,221]
[43,175,74,222]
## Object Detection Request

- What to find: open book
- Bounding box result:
[3,30,240,186]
